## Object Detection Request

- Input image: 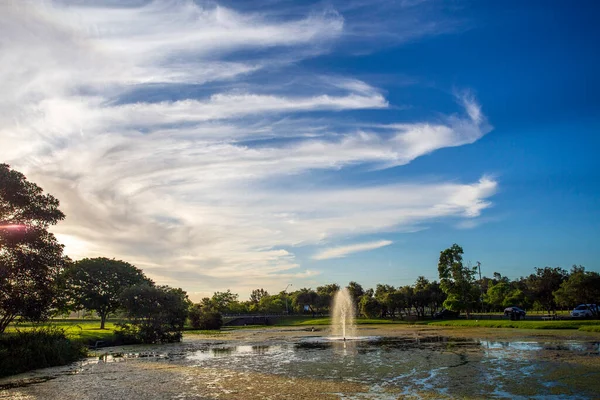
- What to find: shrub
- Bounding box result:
[0,326,87,377]
[188,304,223,330]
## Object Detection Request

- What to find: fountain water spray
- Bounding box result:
[331,288,356,340]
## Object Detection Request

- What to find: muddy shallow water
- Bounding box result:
[1,326,599,399]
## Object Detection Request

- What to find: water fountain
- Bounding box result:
[331,287,356,340]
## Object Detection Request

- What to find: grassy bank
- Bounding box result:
[429,319,600,331]
[6,319,119,345]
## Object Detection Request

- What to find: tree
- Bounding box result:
[316,284,340,312]
[209,290,239,313]
[437,244,479,318]
[64,257,151,329]
[118,284,190,343]
[188,303,223,330]
[249,288,269,305]
[358,292,382,318]
[484,281,511,311]
[346,281,364,314]
[258,294,286,314]
[413,277,433,318]
[374,284,395,317]
[0,164,68,333]
[525,267,567,313]
[292,288,318,315]
[554,266,600,316]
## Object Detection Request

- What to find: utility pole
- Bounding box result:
[477,261,483,312]
[284,283,292,315]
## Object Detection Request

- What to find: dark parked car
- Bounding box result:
[433,308,460,319]
[504,306,526,320]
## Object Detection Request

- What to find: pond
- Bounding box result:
[1,328,599,399]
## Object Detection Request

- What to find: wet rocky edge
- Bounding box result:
[0,327,599,399]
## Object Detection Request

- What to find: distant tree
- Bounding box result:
[484,281,511,311]
[526,267,568,313]
[118,284,190,343]
[209,290,239,313]
[188,303,223,330]
[374,284,396,317]
[358,293,382,318]
[438,244,479,318]
[293,288,319,315]
[346,281,364,313]
[554,266,600,316]
[249,288,269,305]
[428,281,446,316]
[63,257,151,329]
[413,277,434,318]
[0,164,68,333]
[258,294,286,314]
[396,285,414,317]
[316,284,340,311]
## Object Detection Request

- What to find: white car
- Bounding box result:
[570,304,598,318]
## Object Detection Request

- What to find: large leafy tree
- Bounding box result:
[119,284,191,343]
[249,288,269,305]
[316,283,340,311]
[346,281,364,314]
[292,288,319,314]
[525,266,567,313]
[0,164,68,333]
[438,244,479,318]
[64,257,151,329]
[554,266,600,316]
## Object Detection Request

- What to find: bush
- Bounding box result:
[188,304,223,330]
[0,326,87,377]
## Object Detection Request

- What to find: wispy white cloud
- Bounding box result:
[313,240,393,260]
[0,0,494,299]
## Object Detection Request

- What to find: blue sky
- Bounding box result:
[1,0,598,299]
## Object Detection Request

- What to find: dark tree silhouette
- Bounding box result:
[0,164,67,333]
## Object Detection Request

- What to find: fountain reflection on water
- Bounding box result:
[331,288,357,340]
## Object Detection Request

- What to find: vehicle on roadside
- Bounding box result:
[433,308,460,319]
[504,306,526,320]
[570,304,598,318]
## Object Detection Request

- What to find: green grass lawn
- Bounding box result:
[6,319,119,344]
[429,319,600,331]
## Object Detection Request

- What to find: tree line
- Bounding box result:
[1,164,599,344]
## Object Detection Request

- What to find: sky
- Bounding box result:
[1,0,599,301]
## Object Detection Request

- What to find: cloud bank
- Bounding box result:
[0,1,495,298]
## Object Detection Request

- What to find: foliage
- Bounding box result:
[249,288,269,305]
[118,284,190,343]
[554,266,600,315]
[316,284,340,311]
[63,257,151,329]
[258,294,286,314]
[346,281,364,313]
[188,303,223,330]
[374,284,395,317]
[207,290,239,313]
[0,164,68,333]
[292,288,319,314]
[525,266,567,313]
[437,244,480,317]
[0,326,87,377]
[358,294,382,318]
